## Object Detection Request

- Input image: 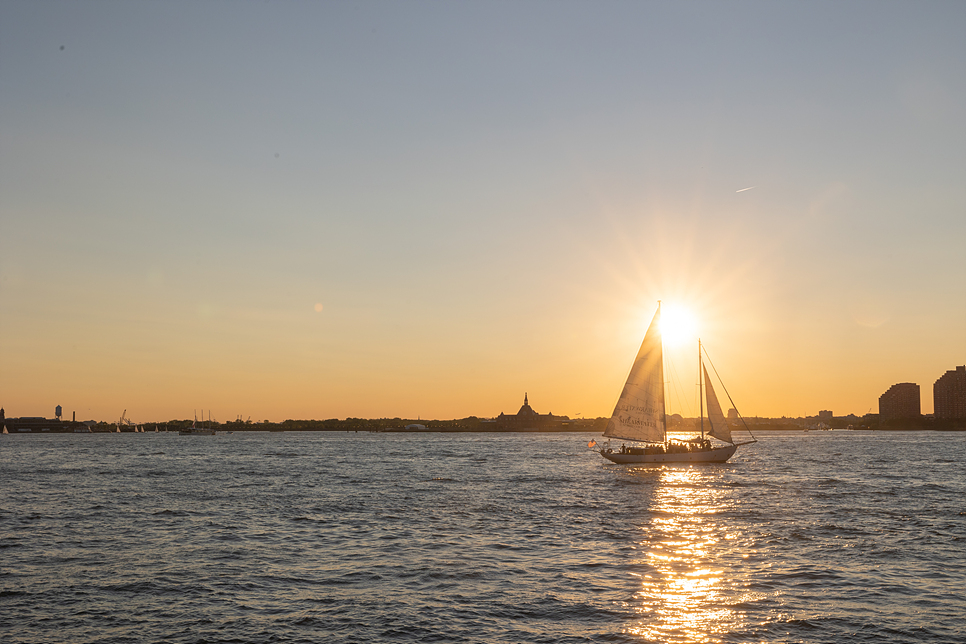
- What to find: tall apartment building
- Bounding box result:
[879,383,920,419]
[933,366,966,420]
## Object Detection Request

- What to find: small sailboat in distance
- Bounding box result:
[590,302,756,464]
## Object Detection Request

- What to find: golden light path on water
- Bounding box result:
[625,466,753,643]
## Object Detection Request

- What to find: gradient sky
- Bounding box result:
[2,1,964,422]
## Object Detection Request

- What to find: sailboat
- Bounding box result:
[591,302,756,464]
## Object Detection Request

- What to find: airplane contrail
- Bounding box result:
[736,186,755,193]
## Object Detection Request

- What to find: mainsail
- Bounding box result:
[703,368,733,444]
[603,305,666,443]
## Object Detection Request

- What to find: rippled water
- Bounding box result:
[1,431,964,643]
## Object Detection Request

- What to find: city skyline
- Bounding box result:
[2,2,964,422]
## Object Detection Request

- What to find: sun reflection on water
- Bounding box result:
[625,467,747,643]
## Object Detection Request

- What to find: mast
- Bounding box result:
[660,301,667,445]
[699,338,705,439]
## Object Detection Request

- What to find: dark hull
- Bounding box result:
[599,444,738,464]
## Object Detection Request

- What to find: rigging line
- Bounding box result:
[665,353,695,420]
[701,345,758,442]
[668,354,691,413]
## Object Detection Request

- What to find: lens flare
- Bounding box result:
[660,304,698,348]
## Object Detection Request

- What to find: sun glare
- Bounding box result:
[660,304,698,348]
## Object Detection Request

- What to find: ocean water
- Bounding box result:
[1,430,964,644]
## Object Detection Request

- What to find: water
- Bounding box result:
[1,431,964,643]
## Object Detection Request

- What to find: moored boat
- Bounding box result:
[179,411,216,435]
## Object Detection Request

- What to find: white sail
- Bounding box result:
[603,306,665,443]
[704,368,733,444]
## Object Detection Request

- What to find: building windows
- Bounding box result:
[934,366,966,420]
[879,383,920,419]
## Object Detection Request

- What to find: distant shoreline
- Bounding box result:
[4,415,963,434]
[5,426,965,434]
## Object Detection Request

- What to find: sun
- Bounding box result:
[659,303,698,348]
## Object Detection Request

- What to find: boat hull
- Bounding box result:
[599,444,737,464]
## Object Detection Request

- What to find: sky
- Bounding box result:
[1,1,964,422]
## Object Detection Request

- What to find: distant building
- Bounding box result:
[934,366,966,420]
[818,410,833,420]
[2,416,67,433]
[496,393,570,430]
[879,383,920,420]
[727,408,738,420]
